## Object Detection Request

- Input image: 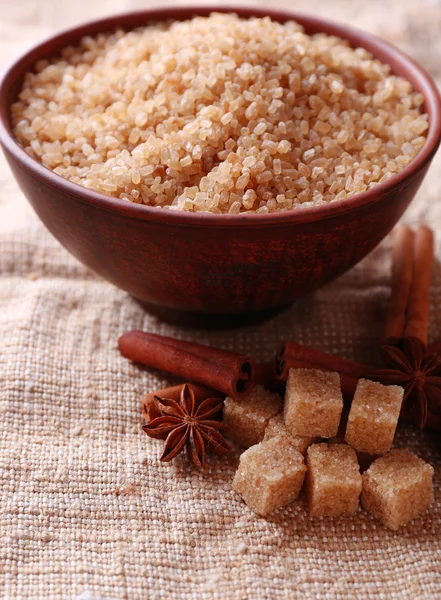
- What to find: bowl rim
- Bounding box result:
[1,5,440,227]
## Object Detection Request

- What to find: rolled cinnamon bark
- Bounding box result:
[384,226,415,341]
[119,331,255,400]
[403,225,434,343]
[141,383,224,422]
[254,359,284,392]
[275,341,371,397]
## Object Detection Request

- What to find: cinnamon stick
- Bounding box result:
[254,360,284,392]
[384,226,415,341]
[403,225,434,343]
[275,340,372,397]
[141,383,223,422]
[118,331,255,400]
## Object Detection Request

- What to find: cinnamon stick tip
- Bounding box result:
[118,330,146,358]
[234,358,256,397]
[117,331,132,354]
[274,342,287,379]
[416,223,434,236]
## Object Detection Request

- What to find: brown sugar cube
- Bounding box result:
[284,368,343,438]
[306,443,362,517]
[361,449,434,531]
[345,379,404,455]
[224,385,282,448]
[233,437,307,516]
[263,414,313,455]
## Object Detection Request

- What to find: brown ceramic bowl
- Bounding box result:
[1,7,441,326]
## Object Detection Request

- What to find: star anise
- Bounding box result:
[142,384,230,468]
[370,337,441,429]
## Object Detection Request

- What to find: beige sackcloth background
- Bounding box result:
[1,0,441,598]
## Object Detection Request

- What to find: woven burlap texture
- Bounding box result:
[1,0,441,598]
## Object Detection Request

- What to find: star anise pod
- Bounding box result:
[370,337,441,429]
[142,384,230,468]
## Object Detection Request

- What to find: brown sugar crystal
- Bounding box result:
[233,437,307,516]
[223,385,282,448]
[284,369,343,438]
[345,379,403,455]
[13,14,428,213]
[263,414,313,455]
[306,443,362,517]
[361,449,434,530]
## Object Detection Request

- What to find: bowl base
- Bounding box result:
[135,299,291,329]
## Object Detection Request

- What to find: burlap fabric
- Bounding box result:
[1,1,441,598]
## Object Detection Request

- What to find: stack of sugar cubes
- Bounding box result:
[226,370,434,530]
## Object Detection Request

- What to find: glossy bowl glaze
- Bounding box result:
[1,7,441,326]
